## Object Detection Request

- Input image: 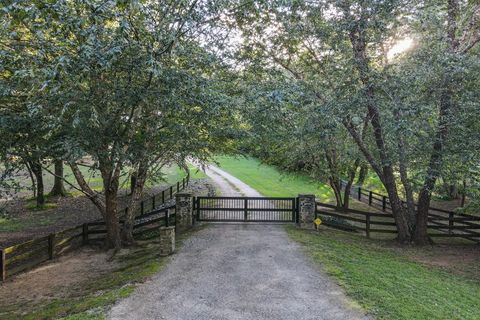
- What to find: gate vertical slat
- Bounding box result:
[244,198,248,221]
[292,198,296,222]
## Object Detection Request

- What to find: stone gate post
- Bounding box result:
[298,194,316,228]
[159,226,175,256]
[175,193,193,232]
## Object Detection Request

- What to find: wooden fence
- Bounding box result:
[332,181,480,242]
[0,174,189,281]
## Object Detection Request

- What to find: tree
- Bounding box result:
[413,0,480,244]
[49,160,67,197]
[233,0,480,243]
[2,0,240,248]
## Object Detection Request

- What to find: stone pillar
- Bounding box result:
[159,226,175,256]
[298,194,316,228]
[175,193,193,232]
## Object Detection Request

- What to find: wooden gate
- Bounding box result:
[195,196,297,222]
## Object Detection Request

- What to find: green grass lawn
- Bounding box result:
[287,226,480,320]
[213,156,333,201]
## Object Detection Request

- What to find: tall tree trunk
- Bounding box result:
[325,148,343,208]
[29,160,45,207]
[344,14,411,242]
[104,187,122,250]
[49,160,67,196]
[395,109,416,230]
[414,0,459,245]
[122,166,147,244]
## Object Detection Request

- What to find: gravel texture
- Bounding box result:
[108,224,367,320]
[108,165,368,320]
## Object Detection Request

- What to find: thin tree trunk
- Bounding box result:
[414,0,459,245]
[29,160,45,207]
[325,148,343,208]
[122,166,147,244]
[344,16,411,242]
[394,109,416,230]
[49,160,67,196]
[398,147,416,230]
[24,160,36,198]
[461,179,466,207]
[343,158,360,209]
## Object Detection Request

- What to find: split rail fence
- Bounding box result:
[316,181,480,242]
[0,174,190,281]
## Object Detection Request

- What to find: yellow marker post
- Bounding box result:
[314,217,322,230]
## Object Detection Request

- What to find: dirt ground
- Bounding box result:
[394,243,480,279]
[0,179,212,318]
[0,247,118,309]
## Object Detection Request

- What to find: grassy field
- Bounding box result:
[213,156,333,201]
[287,226,480,320]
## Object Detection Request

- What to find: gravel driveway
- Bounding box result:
[108,165,368,320]
[108,224,367,320]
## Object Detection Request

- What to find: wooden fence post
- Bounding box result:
[358,187,362,200]
[170,186,173,198]
[366,214,371,239]
[1,249,6,281]
[449,212,454,235]
[165,209,170,228]
[369,191,373,206]
[48,233,55,260]
[82,223,89,245]
[177,182,180,192]
[162,190,165,204]
[152,196,156,209]
[182,178,185,189]
[382,196,387,211]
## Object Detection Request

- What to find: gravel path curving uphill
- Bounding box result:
[108,166,368,320]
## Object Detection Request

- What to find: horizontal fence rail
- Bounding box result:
[196,196,297,222]
[0,174,190,281]
[337,181,480,243]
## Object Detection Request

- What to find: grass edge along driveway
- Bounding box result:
[286,226,480,320]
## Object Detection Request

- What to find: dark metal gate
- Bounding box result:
[195,196,297,222]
